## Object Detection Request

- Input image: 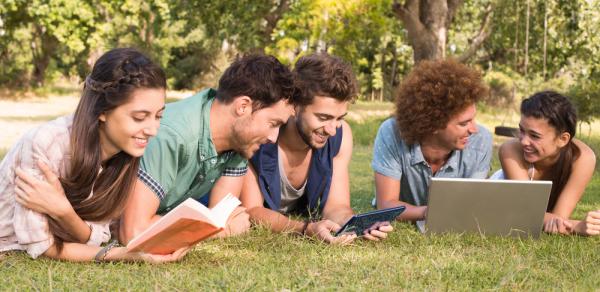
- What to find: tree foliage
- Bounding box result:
[0,0,598,116]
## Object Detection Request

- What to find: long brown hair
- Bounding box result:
[521,91,580,211]
[49,48,166,251]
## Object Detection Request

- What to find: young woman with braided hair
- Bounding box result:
[0,48,188,262]
[496,91,599,236]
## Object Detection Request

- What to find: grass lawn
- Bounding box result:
[1,101,600,290]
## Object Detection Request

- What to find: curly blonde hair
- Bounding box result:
[394,59,488,144]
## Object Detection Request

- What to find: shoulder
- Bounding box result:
[375,117,408,148]
[378,117,397,134]
[498,138,521,158]
[375,118,401,142]
[467,125,493,151]
[334,120,351,145]
[160,89,214,136]
[23,115,72,152]
[573,139,596,168]
[333,121,352,158]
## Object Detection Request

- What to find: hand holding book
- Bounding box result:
[127,193,242,255]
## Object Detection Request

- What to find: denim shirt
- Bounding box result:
[371,118,493,206]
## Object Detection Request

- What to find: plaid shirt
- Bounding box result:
[0,115,110,258]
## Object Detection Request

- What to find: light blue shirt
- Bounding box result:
[371,118,493,206]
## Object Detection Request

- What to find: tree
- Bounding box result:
[391,0,494,63]
[194,0,293,54]
[0,0,98,86]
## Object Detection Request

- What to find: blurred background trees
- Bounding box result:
[0,0,599,118]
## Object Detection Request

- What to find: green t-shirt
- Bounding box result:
[138,89,247,214]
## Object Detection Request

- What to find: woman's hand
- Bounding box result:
[543,213,572,235]
[106,246,191,263]
[14,160,73,219]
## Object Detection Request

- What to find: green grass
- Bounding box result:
[2,111,600,290]
[347,116,388,147]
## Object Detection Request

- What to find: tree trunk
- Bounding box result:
[457,2,494,63]
[255,0,290,53]
[30,24,58,87]
[543,2,548,80]
[524,0,530,76]
[392,0,463,62]
[389,42,398,99]
[514,1,519,72]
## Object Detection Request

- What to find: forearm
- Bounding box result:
[53,210,92,243]
[322,205,354,226]
[119,214,162,244]
[379,199,425,221]
[247,206,305,233]
[43,242,141,262]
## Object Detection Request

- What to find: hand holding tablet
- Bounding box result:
[335,206,406,237]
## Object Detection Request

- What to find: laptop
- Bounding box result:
[416,178,552,238]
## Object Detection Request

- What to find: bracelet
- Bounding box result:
[94,240,119,263]
[301,219,311,235]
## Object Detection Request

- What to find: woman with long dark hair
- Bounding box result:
[496,91,599,235]
[0,48,187,262]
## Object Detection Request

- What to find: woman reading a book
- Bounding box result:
[495,91,599,235]
[0,48,188,262]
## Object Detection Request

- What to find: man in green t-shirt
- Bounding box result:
[120,55,297,243]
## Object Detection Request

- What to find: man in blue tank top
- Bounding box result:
[241,53,393,244]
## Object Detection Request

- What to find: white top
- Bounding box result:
[0,115,110,258]
[278,146,307,214]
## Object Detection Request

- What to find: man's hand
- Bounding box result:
[573,210,600,236]
[14,160,73,219]
[305,219,356,245]
[214,206,251,238]
[362,222,394,241]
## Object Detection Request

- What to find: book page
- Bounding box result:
[209,193,241,227]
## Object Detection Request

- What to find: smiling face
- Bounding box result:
[295,95,349,149]
[231,99,295,159]
[432,104,478,151]
[518,115,570,164]
[98,88,165,160]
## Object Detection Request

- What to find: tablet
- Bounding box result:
[335,206,406,236]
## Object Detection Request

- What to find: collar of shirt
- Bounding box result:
[197,89,218,163]
[409,143,458,172]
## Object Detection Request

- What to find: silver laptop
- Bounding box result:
[416,178,552,238]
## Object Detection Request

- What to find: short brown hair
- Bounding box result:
[293,53,358,106]
[394,59,488,144]
[217,54,296,110]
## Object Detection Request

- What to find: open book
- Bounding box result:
[126,193,241,255]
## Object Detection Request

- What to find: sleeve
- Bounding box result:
[85,221,111,246]
[138,125,187,201]
[371,119,404,181]
[11,126,66,258]
[469,126,493,179]
[222,153,248,177]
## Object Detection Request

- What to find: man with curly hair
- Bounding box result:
[241,53,393,243]
[372,59,493,221]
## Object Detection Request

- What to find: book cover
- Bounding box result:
[126,193,241,255]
